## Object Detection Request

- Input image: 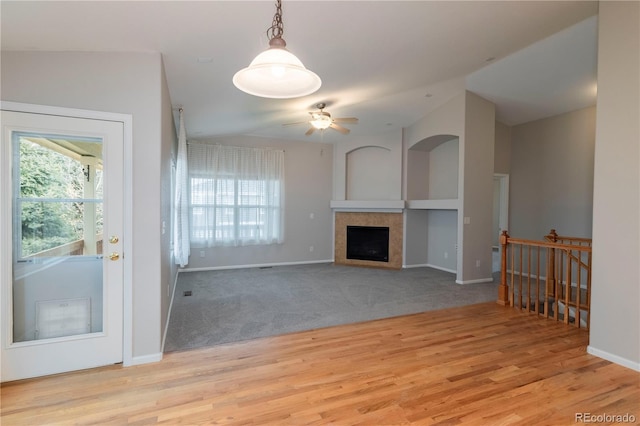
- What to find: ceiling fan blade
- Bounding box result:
[305,127,316,136]
[333,117,359,124]
[283,121,309,127]
[330,123,350,134]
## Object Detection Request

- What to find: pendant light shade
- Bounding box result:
[233,0,321,99]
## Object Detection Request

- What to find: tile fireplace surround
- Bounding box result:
[334,212,403,269]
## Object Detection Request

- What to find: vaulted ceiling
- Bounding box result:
[1,1,598,143]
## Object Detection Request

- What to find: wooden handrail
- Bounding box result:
[497,229,592,329]
[545,229,592,245]
[507,236,591,252]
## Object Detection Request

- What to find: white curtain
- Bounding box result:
[188,144,284,247]
[173,109,190,267]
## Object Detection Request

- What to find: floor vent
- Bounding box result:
[183,291,192,297]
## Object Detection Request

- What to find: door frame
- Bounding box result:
[494,173,509,236]
[493,173,509,272]
[0,101,134,367]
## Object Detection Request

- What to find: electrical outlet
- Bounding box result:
[444,251,448,259]
[199,251,205,258]
[309,246,314,252]
[476,260,481,267]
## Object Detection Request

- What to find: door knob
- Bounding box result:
[109,236,119,244]
[108,252,120,261]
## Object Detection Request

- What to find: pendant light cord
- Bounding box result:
[266,0,284,41]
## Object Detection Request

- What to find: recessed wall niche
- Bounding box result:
[346,146,394,200]
[407,135,459,200]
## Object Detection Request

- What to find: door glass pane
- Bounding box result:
[13,133,104,343]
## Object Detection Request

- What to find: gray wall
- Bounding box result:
[1,51,176,360]
[460,92,495,282]
[334,130,403,201]
[510,106,596,240]
[428,139,459,199]
[185,135,334,269]
[494,121,512,175]
[403,91,495,282]
[589,1,640,370]
[426,210,458,272]
[160,60,178,343]
[403,209,428,266]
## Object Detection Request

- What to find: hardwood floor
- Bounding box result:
[2,302,638,425]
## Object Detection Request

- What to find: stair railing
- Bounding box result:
[497,229,592,329]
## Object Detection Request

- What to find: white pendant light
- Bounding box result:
[233,0,321,99]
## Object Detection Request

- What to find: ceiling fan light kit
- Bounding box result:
[233,0,321,99]
[310,112,332,130]
[284,102,359,136]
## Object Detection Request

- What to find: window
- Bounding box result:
[14,133,103,259]
[188,144,284,247]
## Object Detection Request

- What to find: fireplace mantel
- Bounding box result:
[330,200,405,212]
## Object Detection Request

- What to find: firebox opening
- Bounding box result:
[346,225,390,262]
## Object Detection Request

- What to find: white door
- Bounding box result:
[1,109,124,382]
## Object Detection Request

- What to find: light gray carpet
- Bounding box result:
[164,263,499,352]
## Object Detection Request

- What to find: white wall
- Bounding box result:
[184,135,334,270]
[1,51,174,361]
[589,1,640,370]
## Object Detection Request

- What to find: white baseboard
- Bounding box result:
[424,264,457,274]
[180,259,333,273]
[456,277,494,285]
[403,263,428,269]
[587,345,640,372]
[126,352,163,367]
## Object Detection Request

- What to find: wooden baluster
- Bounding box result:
[536,247,541,316]
[577,249,583,328]
[497,230,509,306]
[564,249,572,325]
[546,229,558,298]
[586,251,592,329]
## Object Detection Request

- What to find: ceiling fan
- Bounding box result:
[284,103,358,136]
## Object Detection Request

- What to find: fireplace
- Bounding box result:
[334,212,403,269]
[346,226,389,262]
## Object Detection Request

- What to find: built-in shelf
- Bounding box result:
[330,200,406,212]
[406,199,459,210]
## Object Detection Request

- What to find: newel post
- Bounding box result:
[497,230,510,306]
[546,229,558,297]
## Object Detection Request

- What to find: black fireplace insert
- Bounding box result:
[346,225,389,262]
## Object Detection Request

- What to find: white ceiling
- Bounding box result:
[1,1,599,144]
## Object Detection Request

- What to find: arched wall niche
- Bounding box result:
[409,134,458,152]
[407,134,460,200]
[345,145,394,200]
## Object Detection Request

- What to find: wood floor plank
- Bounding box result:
[1,302,638,425]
